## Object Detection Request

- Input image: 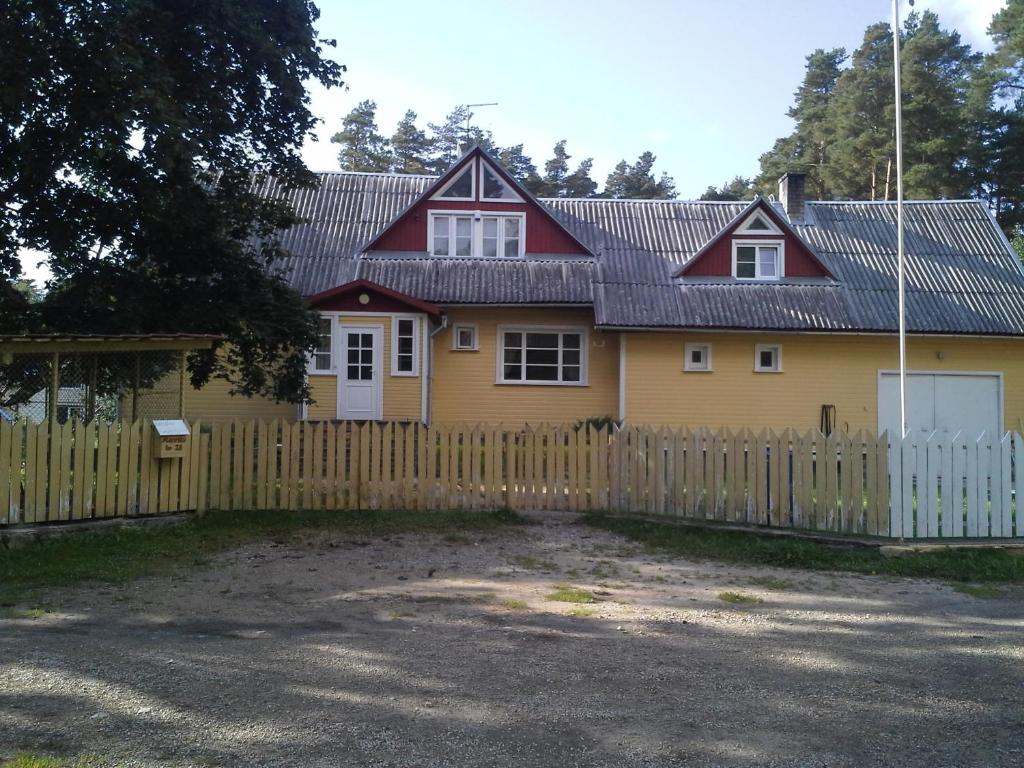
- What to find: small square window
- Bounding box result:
[453,324,477,351]
[754,344,782,373]
[684,343,711,372]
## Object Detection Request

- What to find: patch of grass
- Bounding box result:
[952,583,1011,599]
[718,591,763,605]
[509,555,558,571]
[408,592,495,605]
[0,606,48,620]
[583,513,1024,584]
[748,575,795,591]
[442,532,473,544]
[0,508,525,605]
[567,606,595,617]
[501,598,529,610]
[2,755,100,768]
[546,584,597,603]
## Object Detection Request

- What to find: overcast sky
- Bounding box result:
[17,0,1006,284]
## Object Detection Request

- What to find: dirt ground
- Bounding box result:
[2,511,1022,768]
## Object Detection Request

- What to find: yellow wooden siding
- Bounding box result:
[431,308,619,424]
[184,376,296,422]
[623,332,1024,432]
[306,375,337,420]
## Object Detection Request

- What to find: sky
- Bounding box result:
[16,0,1006,284]
[300,0,1006,196]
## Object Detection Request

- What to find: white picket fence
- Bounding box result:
[889,431,1022,539]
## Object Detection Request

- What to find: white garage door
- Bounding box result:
[878,372,1001,439]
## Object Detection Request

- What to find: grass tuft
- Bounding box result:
[501,598,529,610]
[567,606,595,617]
[583,513,1024,584]
[0,508,525,605]
[509,555,558,571]
[718,591,763,605]
[546,584,597,603]
[748,575,795,591]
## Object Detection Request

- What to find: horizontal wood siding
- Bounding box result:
[624,333,1024,433]
[185,376,296,422]
[431,308,619,425]
[306,376,337,420]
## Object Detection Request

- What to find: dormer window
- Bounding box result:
[481,161,523,201]
[733,242,783,280]
[429,211,525,258]
[735,211,783,235]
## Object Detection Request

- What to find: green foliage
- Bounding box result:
[530,140,598,198]
[584,513,1024,583]
[699,176,756,201]
[717,591,762,605]
[1012,227,1024,261]
[0,508,525,604]
[330,100,393,171]
[573,415,618,432]
[390,110,431,175]
[546,584,597,603]
[603,152,676,199]
[0,0,344,403]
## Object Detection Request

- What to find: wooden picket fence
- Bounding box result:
[0,419,1020,538]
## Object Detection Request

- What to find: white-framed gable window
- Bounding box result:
[684,342,712,372]
[429,211,525,259]
[453,324,478,351]
[733,241,783,280]
[480,160,524,202]
[432,160,476,201]
[754,344,782,373]
[735,211,783,235]
[498,326,587,385]
[311,315,334,372]
[391,316,420,376]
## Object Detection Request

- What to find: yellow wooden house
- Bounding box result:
[187,147,1024,437]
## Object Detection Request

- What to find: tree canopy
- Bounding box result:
[1,0,344,402]
[330,103,675,199]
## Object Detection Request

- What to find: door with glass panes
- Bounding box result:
[338,326,382,420]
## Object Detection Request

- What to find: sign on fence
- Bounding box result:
[0,420,1020,539]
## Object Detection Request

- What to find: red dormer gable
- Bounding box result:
[677,197,833,279]
[365,146,592,256]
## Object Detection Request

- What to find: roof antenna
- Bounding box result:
[464,102,498,146]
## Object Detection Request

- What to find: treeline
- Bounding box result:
[330,103,676,199]
[702,5,1024,238]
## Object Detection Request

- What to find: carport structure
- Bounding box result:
[0,334,220,425]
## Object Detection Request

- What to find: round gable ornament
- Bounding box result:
[358,293,370,305]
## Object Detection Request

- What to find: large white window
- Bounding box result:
[498,327,587,385]
[391,316,419,376]
[733,241,783,280]
[429,212,524,258]
[312,316,333,372]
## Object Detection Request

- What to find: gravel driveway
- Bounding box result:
[2,511,1022,768]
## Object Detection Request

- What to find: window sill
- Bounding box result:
[683,368,713,373]
[451,347,480,353]
[496,380,589,387]
[753,369,783,374]
[390,372,420,378]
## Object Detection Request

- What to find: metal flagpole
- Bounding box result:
[892,0,908,438]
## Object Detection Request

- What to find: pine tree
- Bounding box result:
[496,144,541,190]
[700,177,755,201]
[426,106,501,173]
[390,110,430,174]
[602,152,676,199]
[331,100,393,172]
[564,157,598,198]
[756,48,846,198]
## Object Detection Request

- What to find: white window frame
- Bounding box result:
[428,210,526,259]
[452,323,478,351]
[390,315,420,377]
[735,211,783,235]
[732,240,785,281]
[754,344,783,373]
[430,158,476,202]
[684,342,712,372]
[308,312,337,374]
[479,159,524,203]
[496,325,588,386]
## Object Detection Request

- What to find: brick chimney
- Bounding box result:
[778,172,807,223]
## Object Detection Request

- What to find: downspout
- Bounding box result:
[426,314,449,425]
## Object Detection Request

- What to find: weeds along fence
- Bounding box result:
[0,419,1021,538]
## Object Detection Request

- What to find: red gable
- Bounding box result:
[365,146,592,256]
[677,198,833,279]
[308,280,442,316]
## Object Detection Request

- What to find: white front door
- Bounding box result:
[338,326,383,420]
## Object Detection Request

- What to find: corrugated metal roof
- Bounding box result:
[262,172,1024,335]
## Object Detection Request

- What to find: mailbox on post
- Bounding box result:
[152,420,190,459]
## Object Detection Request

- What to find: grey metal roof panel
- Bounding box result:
[263,172,1024,335]
[357,258,595,304]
